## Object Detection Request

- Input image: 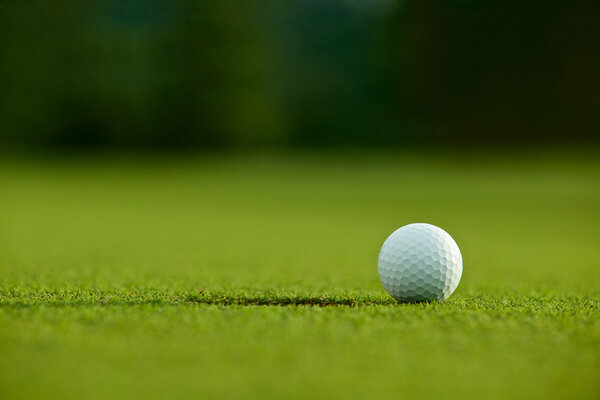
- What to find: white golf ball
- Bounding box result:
[378,223,462,303]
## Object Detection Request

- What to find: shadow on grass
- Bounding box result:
[0,289,399,308]
[184,293,398,307]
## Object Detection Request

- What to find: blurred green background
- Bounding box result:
[1,0,599,150]
[0,1,599,399]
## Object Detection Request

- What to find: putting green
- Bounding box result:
[0,149,598,399]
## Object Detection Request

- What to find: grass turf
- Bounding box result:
[0,149,599,399]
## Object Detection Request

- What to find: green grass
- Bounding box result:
[0,149,599,399]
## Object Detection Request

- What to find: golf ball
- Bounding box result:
[378,223,462,303]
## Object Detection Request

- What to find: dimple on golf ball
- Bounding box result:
[378,223,463,303]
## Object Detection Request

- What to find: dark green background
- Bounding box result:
[1,0,598,150]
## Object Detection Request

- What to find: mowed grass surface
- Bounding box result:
[0,149,599,399]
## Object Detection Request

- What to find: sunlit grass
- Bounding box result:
[0,149,598,399]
